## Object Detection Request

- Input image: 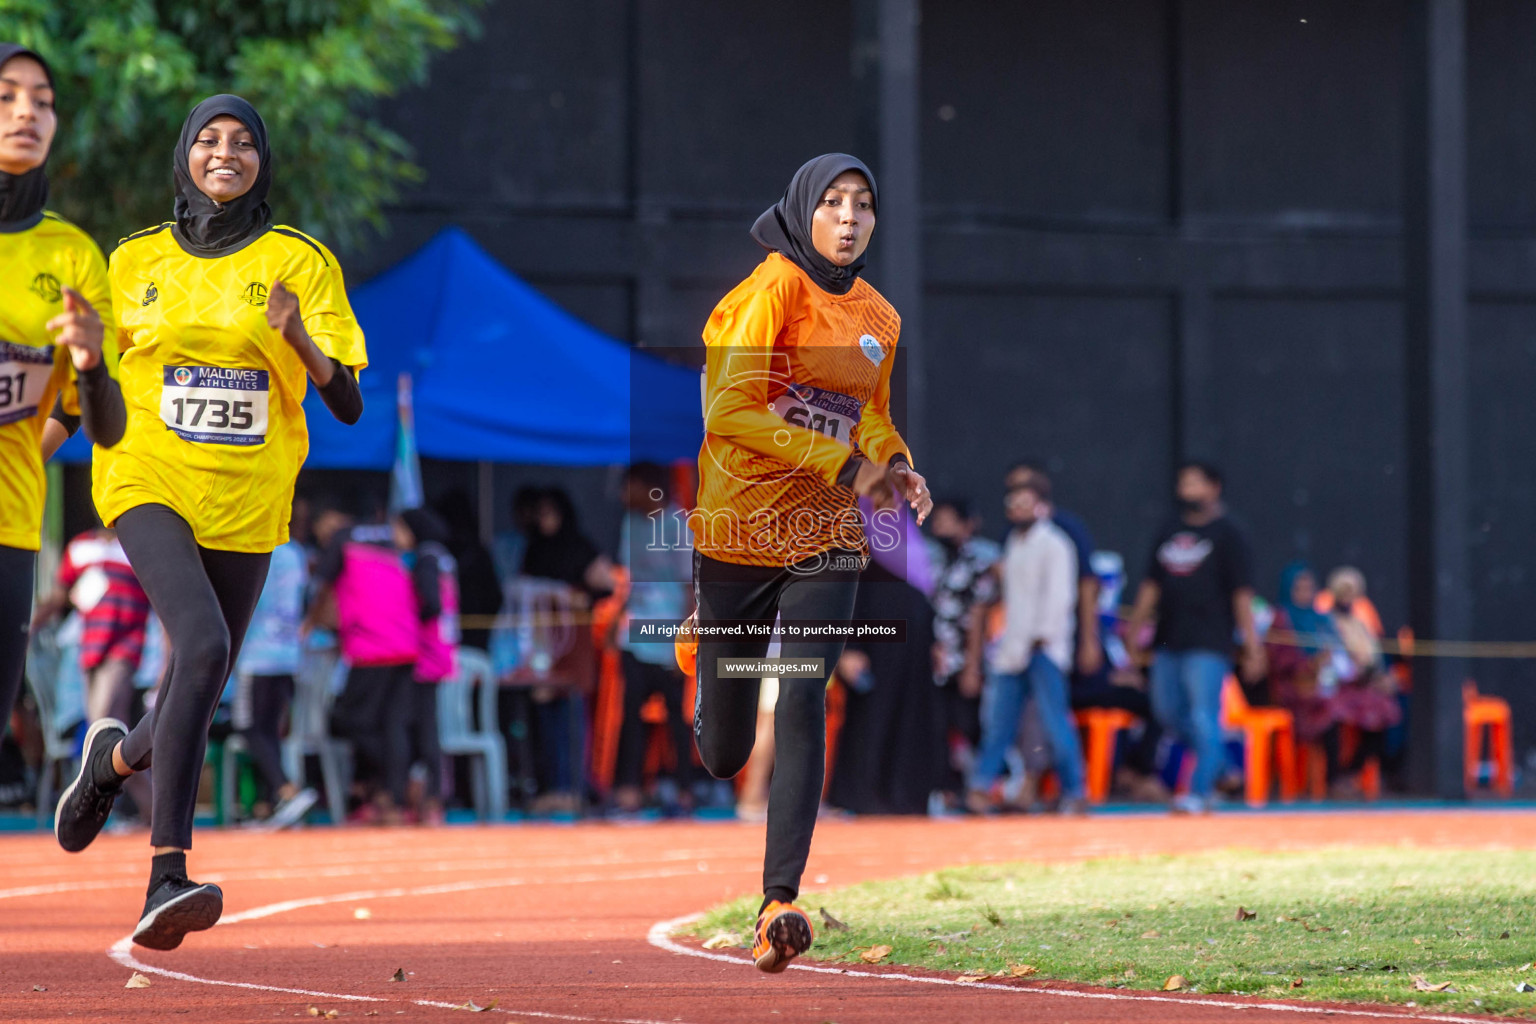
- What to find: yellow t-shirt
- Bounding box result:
[93,224,367,553]
[0,212,117,551]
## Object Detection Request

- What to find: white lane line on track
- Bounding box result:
[105,867,708,1024]
[0,878,137,899]
[108,935,379,1002]
[646,914,1489,1024]
[409,998,699,1024]
[220,865,691,924]
[4,848,759,900]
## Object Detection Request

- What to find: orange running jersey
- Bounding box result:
[694,253,910,567]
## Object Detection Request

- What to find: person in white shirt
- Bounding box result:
[964,474,1088,814]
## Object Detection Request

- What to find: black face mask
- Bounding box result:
[1177,497,1204,515]
[935,534,961,555]
[0,44,52,230]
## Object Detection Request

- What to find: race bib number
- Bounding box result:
[771,382,861,442]
[0,340,55,427]
[161,365,269,446]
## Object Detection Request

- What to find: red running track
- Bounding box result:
[0,810,1530,1023]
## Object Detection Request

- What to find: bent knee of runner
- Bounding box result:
[695,728,752,780]
[178,622,234,688]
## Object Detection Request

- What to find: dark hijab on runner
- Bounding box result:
[0,43,52,226]
[749,152,877,295]
[172,94,272,255]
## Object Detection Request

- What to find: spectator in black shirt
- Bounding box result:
[1125,461,1264,814]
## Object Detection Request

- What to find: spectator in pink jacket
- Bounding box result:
[398,508,457,825]
[311,512,438,824]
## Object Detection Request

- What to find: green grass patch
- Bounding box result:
[687,847,1536,1016]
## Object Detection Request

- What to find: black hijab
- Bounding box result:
[750,153,877,296]
[399,507,449,548]
[521,489,604,596]
[0,44,52,230]
[172,94,272,256]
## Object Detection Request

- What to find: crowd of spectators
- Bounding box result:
[5,456,1411,824]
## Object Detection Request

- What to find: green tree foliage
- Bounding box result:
[0,0,482,253]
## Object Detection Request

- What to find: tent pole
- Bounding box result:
[478,460,495,549]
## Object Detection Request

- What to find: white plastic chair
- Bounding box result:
[279,647,352,824]
[24,625,82,825]
[438,647,507,820]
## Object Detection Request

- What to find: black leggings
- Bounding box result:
[407,681,441,799]
[238,674,295,804]
[331,663,414,805]
[1323,724,1388,783]
[116,504,270,849]
[693,549,860,905]
[615,652,694,790]
[0,545,33,741]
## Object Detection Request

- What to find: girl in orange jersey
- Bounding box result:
[691,154,930,972]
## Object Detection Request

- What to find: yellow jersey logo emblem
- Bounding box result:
[242,282,268,307]
[30,272,61,303]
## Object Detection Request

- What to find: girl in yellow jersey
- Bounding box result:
[690,154,931,972]
[0,43,124,746]
[54,95,366,952]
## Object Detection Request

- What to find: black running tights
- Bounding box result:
[0,545,33,741]
[240,674,295,804]
[692,549,859,906]
[117,504,270,849]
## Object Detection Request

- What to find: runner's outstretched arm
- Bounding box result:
[47,286,126,447]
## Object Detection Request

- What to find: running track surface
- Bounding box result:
[2,810,1532,1024]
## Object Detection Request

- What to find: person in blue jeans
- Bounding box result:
[964,475,1087,815]
[1126,461,1264,814]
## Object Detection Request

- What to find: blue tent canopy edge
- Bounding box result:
[56,226,703,470]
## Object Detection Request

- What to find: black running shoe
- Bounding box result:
[54,717,127,853]
[132,877,223,951]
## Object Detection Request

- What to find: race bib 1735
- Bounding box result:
[160,365,269,446]
[0,339,55,427]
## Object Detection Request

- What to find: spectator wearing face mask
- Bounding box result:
[1125,461,1263,815]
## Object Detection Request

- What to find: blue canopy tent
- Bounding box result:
[56,226,703,468]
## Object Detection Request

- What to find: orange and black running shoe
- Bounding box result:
[752,900,814,973]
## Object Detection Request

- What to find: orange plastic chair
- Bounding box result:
[588,567,631,795]
[1393,627,1415,693]
[1295,742,1327,800]
[1073,707,1139,804]
[674,612,697,676]
[1359,758,1382,798]
[1294,729,1381,800]
[1464,680,1514,797]
[1337,724,1381,800]
[1220,676,1300,807]
[824,677,846,799]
